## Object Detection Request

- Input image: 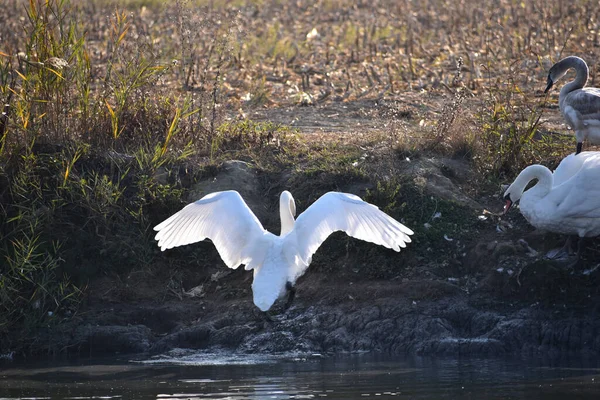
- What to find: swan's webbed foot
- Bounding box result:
[565,237,587,272]
[576,142,583,154]
[546,236,575,260]
[284,281,296,311]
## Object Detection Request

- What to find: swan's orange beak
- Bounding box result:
[503,198,513,214]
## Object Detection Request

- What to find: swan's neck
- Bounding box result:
[559,56,588,101]
[279,192,296,236]
[510,165,553,201]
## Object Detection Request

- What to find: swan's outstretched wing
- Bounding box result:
[292,192,414,267]
[154,190,267,269]
[554,154,600,218]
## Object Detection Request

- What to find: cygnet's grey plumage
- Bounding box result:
[545,56,600,154]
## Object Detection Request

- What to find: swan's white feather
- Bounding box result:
[553,153,600,218]
[154,190,267,269]
[251,241,288,311]
[506,152,600,237]
[551,153,588,186]
[154,190,414,311]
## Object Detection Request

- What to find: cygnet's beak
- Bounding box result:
[544,76,554,93]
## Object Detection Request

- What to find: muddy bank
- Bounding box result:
[7,158,600,360]
[42,274,600,358]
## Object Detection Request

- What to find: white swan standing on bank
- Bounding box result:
[503,152,600,258]
[545,56,600,154]
[154,190,413,311]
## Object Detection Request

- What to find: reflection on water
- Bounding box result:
[0,350,599,399]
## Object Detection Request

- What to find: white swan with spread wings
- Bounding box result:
[154,190,413,311]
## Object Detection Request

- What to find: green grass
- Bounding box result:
[0,0,224,351]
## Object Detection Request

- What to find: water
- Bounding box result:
[1,350,599,399]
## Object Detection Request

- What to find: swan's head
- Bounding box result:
[545,65,567,93]
[279,190,296,236]
[503,164,553,214]
[503,178,526,213]
[502,191,518,214]
[545,56,587,93]
[280,190,296,216]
